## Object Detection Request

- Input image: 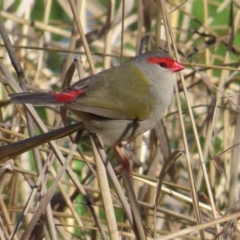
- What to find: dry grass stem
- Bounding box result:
[0,0,240,239]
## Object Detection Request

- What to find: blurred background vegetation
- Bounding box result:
[0,0,240,239]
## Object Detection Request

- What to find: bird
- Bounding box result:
[1,50,184,162]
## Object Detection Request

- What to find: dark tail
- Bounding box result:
[0,122,84,163]
[9,92,62,105]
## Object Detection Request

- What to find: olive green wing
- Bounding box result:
[66,63,157,120]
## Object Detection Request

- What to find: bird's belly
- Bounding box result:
[74,112,159,146]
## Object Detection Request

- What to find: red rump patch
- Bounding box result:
[147,57,174,67]
[53,89,84,103]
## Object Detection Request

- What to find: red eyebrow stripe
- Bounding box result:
[147,57,174,65]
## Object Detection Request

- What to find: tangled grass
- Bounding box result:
[0,0,240,239]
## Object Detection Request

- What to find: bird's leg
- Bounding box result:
[114,144,131,175]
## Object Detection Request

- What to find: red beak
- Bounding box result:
[171,61,185,73]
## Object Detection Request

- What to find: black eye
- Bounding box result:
[160,62,166,67]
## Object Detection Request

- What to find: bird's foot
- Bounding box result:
[114,145,132,176]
